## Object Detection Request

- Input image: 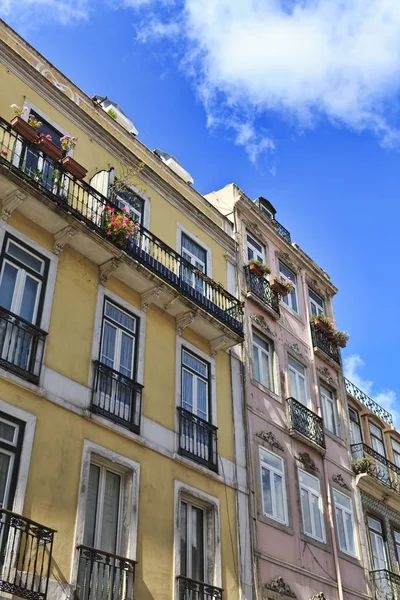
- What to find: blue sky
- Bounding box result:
[2,0,400,420]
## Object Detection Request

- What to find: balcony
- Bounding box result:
[345,378,393,426]
[271,219,291,243]
[91,361,143,433]
[287,397,326,452]
[351,443,400,494]
[0,509,56,600]
[310,322,341,366]
[177,576,223,600]
[178,407,218,472]
[76,545,136,600]
[0,118,243,346]
[244,266,280,318]
[0,307,47,384]
[370,569,400,600]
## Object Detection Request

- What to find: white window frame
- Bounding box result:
[246,234,265,263]
[308,289,324,316]
[72,440,140,583]
[177,224,212,277]
[298,468,325,543]
[333,489,357,557]
[392,439,400,469]
[320,384,339,437]
[181,348,210,421]
[180,495,208,581]
[174,481,221,590]
[259,447,288,525]
[100,299,138,378]
[288,356,309,407]
[279,263,299,314]
[252,332,274,391]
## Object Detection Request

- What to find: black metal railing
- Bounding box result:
[345,378,393,426]
[0,509,56,600]
[351,443,400,493]
[178,407,218,472]
[272,219,291,243]
[310,322,341,365]
[177,576,223,600]
[287,397,326,449]
[244,267,280,315]
[370,569,400,600]
[0,307,47,384]
[0,117,243,335]
[75,545,136,600]
[91,361,143,433]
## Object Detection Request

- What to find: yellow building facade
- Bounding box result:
[0,20,247,600]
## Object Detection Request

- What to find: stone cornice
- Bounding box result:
[0,28,236,257]
[236,193,337,295]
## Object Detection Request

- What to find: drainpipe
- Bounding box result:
[300,269,344,600]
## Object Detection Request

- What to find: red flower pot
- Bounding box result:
[61,156,87,180]
[10,116,38,143]
[271,279,289,297]
[36,137,62,161]
[313,317,333,337]
[249,263,265,278]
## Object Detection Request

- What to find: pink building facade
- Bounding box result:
[205,184,369,600]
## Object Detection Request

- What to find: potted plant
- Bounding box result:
[270,275,294,297]
[310,314,335,337]
[36,134,62,161]
[332,330,350,348]
[104,206,140,248]
[60,135,88,180]
[247,259,271,278]
[10,104,41,143]
[353,456,374,475]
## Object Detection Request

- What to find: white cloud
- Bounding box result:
[0,0,89,23]
[136,17,180,43]
[344,354,399,426]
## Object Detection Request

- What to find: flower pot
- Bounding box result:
[249,263,265,278]
[36,137,62,161]
[61,156,87,180]
[10,116,38,143]
[313,317,333,337]
[271,279,289,297]
[335,337,348,348]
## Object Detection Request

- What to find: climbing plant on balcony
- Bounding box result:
[104,206,140,248]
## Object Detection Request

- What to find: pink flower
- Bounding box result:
[1,150,8,156]
[45,134,52,141]
[106,231,111,236]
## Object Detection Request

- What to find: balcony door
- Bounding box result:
[369,423,390,485]
[349,407,362,446]
[181,234,207,295]
[180,499,206,583]
[288,357,309,408]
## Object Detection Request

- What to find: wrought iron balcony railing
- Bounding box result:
[351,443,400,494]
[345,378,393,426]
[177,576,223,600]
[178,407,218,472]
[244,267,280,315]
[91,361,143,433]
[287,397,326,450]
[271,219,291,243]
[370,569,400,600]
[0,306,47,384]
[0,509,56,600]
[310,322,341,365]
[0,117,243,336]
[76,545,136,600]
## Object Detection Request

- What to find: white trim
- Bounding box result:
[0,399,36,515]
[332,488,358,558]
[298,468,325,543]
[71,440,140,583]
[173,480,221,591]
[259,446,288,525]
[287,354,310,408]
[176,224,212,277]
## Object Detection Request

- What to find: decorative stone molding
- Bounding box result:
[250,314,274,336]
[316,366,335,387]
[53,226,77,255]
[176,311,196,336]
[296,452,319,472]
[332,474,351,491]
[256,431,284,452]
[264,577,296,598]
[287,343,306,362]
[309,593,327,600]
[141,287,161,312]
[99,258,121,284]
[1,190,26,221]
[276,251,297,272]
[210,335,230,357]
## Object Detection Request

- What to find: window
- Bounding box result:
[279,263,298,313]
[0,412,25,510]
[181,349,210,421]
[0,235,48,325]
[392,439,400,469]
[394,530,400,565]
[260,448,287,524]
[333,490,357,556]
[253,332,274,391]
[181,234,207,293]
[246,234,265,263]
[111,186,144,225]
[320,385,339,436]
[367,517,388,571]
[100,300,138,379]
[349,407,362,445]
[369,423,385,456]
[288,357,308,406]
[299,469,325,542]
[309,289,324,316]
[180,498,206,582]
[83,461,123,554]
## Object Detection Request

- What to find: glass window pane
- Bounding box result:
[253,334,268,351]
[279,263,296,284]
[182,351,208,378]
[0,420,17,444]
[247,235,262,254]
[101,322,116,368]
[301,488,312,535]
[180,502,188,577]
[333,490,351,510]
[0,452,11,508]
[261,449,283,472]
[311,494,323,539]
[262,467,273,516]
[253,346,261,383]
[274,473,285,522]
[191,506,204,582]
[20,275,39,322]
[368,517,383,533]
[299,470,320,492]
[119,332,134,377]
[182,369,194,412]
[345,511,355,555]
[7,241,43,274]
[260,351,271,389]
[336,507,346,551]
[309,289,324,309]
[197,379,208,420]
[288,357,304,376]
[83,464,100,548]
[182,235,207,267]
[290,288,298,312]
[105,302,135,333]
[100,470,120,554]
[0,263,18,311]
[370,423,383,440]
